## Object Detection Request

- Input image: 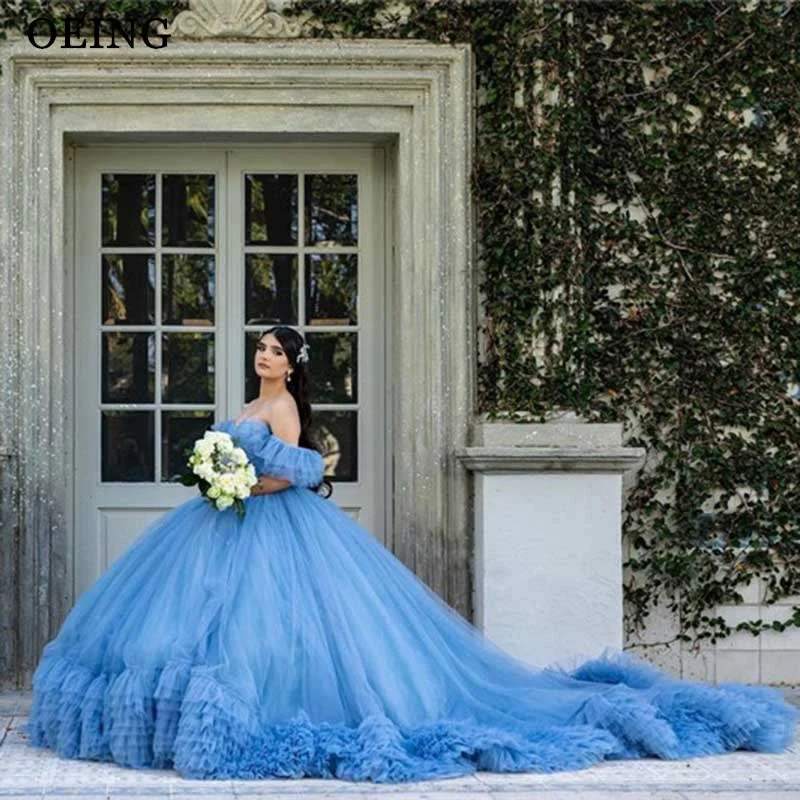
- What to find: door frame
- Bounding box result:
[0,39,474,686]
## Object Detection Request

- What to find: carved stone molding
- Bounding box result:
[457,446,645,474]
[160,0,303,39]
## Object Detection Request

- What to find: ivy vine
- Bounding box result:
[2,0,798,649]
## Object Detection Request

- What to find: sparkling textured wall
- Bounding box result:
[0,50,70,688]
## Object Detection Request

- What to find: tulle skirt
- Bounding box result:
[26,488,797,781]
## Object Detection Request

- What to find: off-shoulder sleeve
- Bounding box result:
[253,434,325,488]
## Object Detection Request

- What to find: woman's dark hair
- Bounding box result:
[258,326,332,499]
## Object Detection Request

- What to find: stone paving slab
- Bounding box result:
[3,691,800,799]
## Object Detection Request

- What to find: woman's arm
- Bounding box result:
[250,475,291,495]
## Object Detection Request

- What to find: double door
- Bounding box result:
[73,146,387,598]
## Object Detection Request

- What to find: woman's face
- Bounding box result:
[255,333,290,380]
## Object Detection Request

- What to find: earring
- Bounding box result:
[286,371,292,383]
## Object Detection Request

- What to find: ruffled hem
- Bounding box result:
[566,652,797,758]
[25,651,796,782]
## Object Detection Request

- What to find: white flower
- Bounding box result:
[194,464,214,482]
[195,439,213,458]
[215,495,234,511]
[232,447,248,465]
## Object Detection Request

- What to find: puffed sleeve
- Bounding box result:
[253,434,325,488]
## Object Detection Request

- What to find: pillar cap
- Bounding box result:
[456,445,645,473]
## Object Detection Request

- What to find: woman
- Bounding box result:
[27,326,796,782]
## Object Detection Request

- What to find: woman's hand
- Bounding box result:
[249,475,292,496]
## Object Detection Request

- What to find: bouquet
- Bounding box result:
[181,430,258,519]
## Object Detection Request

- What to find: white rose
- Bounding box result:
[207,485,221,499]
[235,474,253,494]
[195,440,213,458]
[204,431,231,448]
[203,466,219,483]
[215,495,234,511]
[232,447,248,465]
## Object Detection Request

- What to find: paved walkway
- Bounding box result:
[3,691,800,799]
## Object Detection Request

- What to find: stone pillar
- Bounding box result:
[457,420,644,669]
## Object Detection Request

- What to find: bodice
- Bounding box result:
[211,418,324,489]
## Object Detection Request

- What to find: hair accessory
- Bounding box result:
[296,342,310,364]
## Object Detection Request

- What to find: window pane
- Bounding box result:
[162,254,215,325]
[245,254,297,326]
[101,333,155,403]
[245,174,297,245]
[304,174,357,246]
[102,411,154,482]
[311,410,357,482]
[162,333,215,403]
[162,174,215,247]
[102,174,155,246]
[305,253,357,325]
[102,254,155,325]
[162,410,215,482]
[306,332,357,403]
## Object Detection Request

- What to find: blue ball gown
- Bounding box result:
[26,418,797,781]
